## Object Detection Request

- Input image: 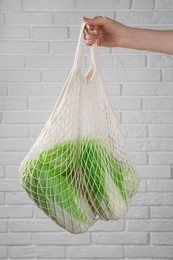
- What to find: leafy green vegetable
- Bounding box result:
[20,140,95,234]
[79,139,130,219]
[20,138,139,233]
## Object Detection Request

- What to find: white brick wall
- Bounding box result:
[0,0,173,259]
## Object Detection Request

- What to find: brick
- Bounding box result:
[54,11,114,26]
[0,138,34,151]
[151,233,173,245]
[123,111,173,124]
[0,84,7,95]
[0,0,21,10]
[0,192,5,204]
[163,69,173,81]
[29,97,56,110]
[116,11,173,25]
[132,0,154,9]
[0,26,30,39]
[29,125,44,137]
[0,125,29,138]
[8,83,62,96]
[150,152,173,165]
[104,83,121,96]
[125,206,149,219]
[26,55,74,68]
[0,206,33,218]
[132,192,173,206]
[153,259,173,260]
[149,125,173,137]
[126,138,173,151]
[42,69,70,82]
[8,219,62,232]
[0,166,4,178]
[131,152,147,165]
[23,0,75,10]
[0,179,22,192]
[122,125,148,138]
[0,247,7,259]
[151,206,173,218]
[96,54,113,67]
[157,0,173,9]
[66,246,123,258]
[0,233,32,245]
[0,151,26,165]
[33,233,90,245]
[144,97,173,109]
[5,166,20,178]
[0,55,25,68]
[75,259,149,260]
[66,259,119,260]
[0,97,27,109]
[149,55,173,68]
[32,26,67,39]
[3,111,50,124]
[113,55,146,68]
[9,246,36,258]
[0,113,2,123]
[0,41,49,54]
[0,13,3,26]
[122,82,173,96]
[35,246,65,258]
[0,221,7,232]
[77,0,130,10]
[126,246,173,258]
[6,192,33,205]
[127,220,173,231]
[92,232,148,244]
[90,220,125,232]
[102,68,160,82]
[51,41,77,54]
[0,70,40,82]
[138,166,171,179]
[110,97,142,110]
[96,54,146,68]
[149,180,173,192]
[5,12,53,25]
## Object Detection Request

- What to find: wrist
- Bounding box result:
[117,26,135,48]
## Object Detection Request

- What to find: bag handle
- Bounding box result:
[72,22,100,72]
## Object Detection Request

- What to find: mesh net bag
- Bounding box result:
[19,23,140,234]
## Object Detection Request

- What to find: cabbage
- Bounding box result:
[20,138,138,233]
[79,139,129,219]
[20,140,95,234]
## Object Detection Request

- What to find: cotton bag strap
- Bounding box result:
[72,22,100,72]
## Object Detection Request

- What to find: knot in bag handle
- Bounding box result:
[72,22,100,72]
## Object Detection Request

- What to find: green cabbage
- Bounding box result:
[20,138,138,233]
[20,140,95,234]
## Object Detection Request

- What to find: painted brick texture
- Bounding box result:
[0,0,173,259]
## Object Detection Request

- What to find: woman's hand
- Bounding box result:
[82,16,129,47]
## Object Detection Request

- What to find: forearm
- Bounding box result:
[120,27,173,55]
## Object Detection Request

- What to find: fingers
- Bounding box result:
[83,20,100,46]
